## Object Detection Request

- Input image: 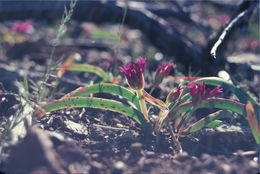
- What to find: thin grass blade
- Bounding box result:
[23,75,29,99]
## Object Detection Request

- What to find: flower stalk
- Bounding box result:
[136,89,149,122]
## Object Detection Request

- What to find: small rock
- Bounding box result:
[90,161,103,169]
[114,161,125,170]
[201,153,211,162]
[130,142,142,155]
[63,119,88,138]
[176,152,190,162]
[138,156,146,166]
[204,158,217,169]
[146,151,155,158]
[3,127,66,173]
[220,164,231,173]
[249,160,258,168]
[191,156,199,162]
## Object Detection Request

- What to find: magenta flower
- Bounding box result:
[154,63,173,86]
[120,57,146,90]
[188,81,223,107]
[11,20,34,34]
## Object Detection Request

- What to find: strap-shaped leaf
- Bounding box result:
[246,101,260,144]
[178,110,230,135]
[60,64,110,81]
[173,98,245,116]
[206,120,222,128]
[195,77,258,105]
[33,96,152,133]
[62,83,140,110]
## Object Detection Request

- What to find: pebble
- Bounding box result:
[249,160,258,168]
[201,153,211,162]
[146,151,155,158]
[177,152,190,162]
[130,142,142,153]
[130,142,142,149]
[114,161,125,169]
[90,161,103,169]
[220,164,231,173]
[205,158,217,169]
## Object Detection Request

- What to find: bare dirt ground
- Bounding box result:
[0,1,259,173]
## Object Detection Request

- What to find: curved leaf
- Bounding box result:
[174,98,245,116]
[179,110,229,135]
[61,64,110,82]
[206,120,222,128]
[33,96,152,133]
[62,83,140,110]
[246,101,260,144]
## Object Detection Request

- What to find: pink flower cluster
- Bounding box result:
[156,63,173,76]
[154,63,173,86]
[120,57,146,90]
[11,20,34,34]
[188,81,223,107]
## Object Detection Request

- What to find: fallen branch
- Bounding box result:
[210,0,259,59]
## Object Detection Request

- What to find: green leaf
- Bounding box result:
[179,110,229,135]
[63,83,140,110]
[62,64,110,82]
[165,98,245,133]
[167,93,191,113]
[199,98,245,115]
[174,98,245,116]
[156,93,191,132]
[246,101,260,144]
[195,77,258,105]
[206,120,222,128]
[33,96,152,133]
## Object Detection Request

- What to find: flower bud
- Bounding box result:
[166,87,182,103]
[154,63,173,86]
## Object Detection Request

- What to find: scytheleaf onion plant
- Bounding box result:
[33,57,260,155]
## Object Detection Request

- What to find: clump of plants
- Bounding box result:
[33,56,260,155]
